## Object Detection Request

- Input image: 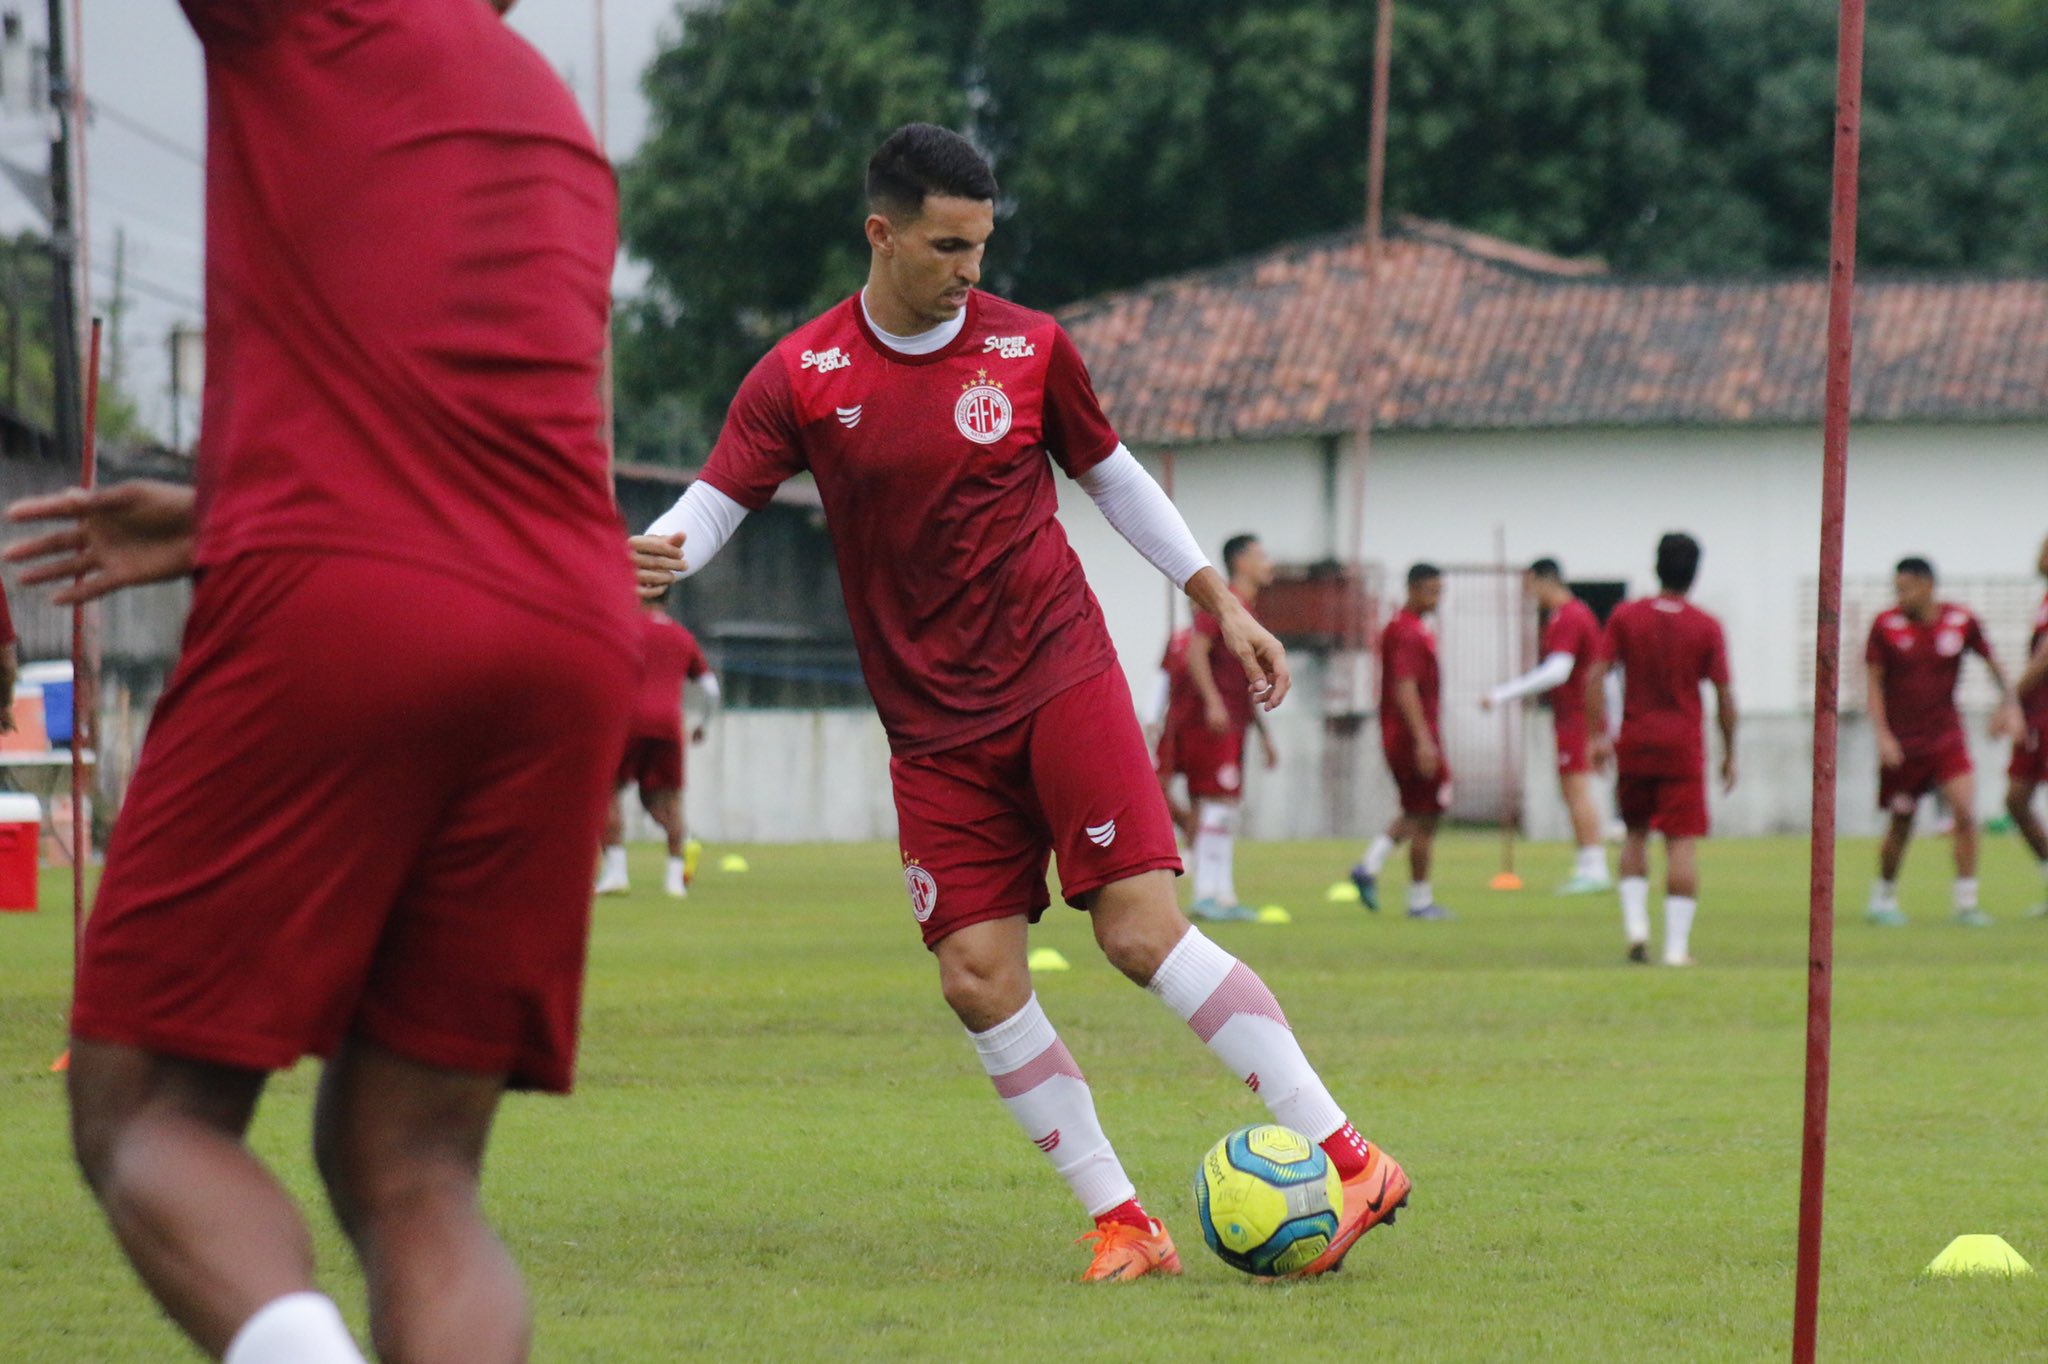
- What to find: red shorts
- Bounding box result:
[892,666,1182,949]
[1878,738,1972,815]
[1171,723,1246,800]
[2009,724,2048,785]
[1615,771,1709,839]
[1383,734,1451,817]
[73,553,636,1093]
[618,732,684,798]
[1553,711,1590,776]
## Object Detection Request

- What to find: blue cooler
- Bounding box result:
[19,662,73,745]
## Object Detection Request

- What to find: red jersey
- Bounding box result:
[1160,627,1194,725]
[181,0,633,645]
[1542,596,1601,719]
[2023,592,2048,727]
[701,291,1122,756]
[0,578,13,648]
[632,614,710,740]
[1864,603,1991,751]
[1379,608,1441,750]
[1185,589,1257,733]
[1601,595,1731,777]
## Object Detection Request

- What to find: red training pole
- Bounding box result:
[1792,1,1865,1358]
[72,316,100,965]
[1491,523,1521,889]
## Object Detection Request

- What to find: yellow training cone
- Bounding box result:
[1027,948,1071,973]
[1256,905,1293,925]
[718,853,750,874]
[1325,881,1361,904]
[1923,1235,2034,1277]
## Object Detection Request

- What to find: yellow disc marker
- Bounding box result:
[1923,1235,2034,1278]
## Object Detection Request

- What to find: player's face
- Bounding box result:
[870,195,993,328]
[1238,542,1275,588]
[1894,571,1934,615]
[486,0,517,14]
[1410,577,1443,613]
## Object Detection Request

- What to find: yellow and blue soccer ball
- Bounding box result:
[1193,1124,1344,1277]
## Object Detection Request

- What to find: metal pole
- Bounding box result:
[44,0,80,467]
[1791,0,1865,1357]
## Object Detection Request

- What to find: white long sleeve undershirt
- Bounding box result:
[645,481,749,580]
[1488,651,1577,706]
[1076,445,1211,589]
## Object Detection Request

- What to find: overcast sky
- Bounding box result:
[0,0,685,442]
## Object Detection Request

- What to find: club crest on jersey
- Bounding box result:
[801,346,851,374]
[955,369,1013,445]
[904,860,939,922]
[982,334,1036,359]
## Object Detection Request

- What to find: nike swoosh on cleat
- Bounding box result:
[1363,1173,1391,1213]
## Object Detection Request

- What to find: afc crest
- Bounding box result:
[955,369,1013,445]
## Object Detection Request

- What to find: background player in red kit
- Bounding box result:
[1483,557,1610,894]
[631,124,1408,1282]
[1862,557,2021,927]
[1173,532,1279,921]
[4,3,638,1361]
[1585,533,1736,966]
[2009,534,2048,917]
[1146,625,1199,842]
[1350,563,1454,920]
[597,606,719,899]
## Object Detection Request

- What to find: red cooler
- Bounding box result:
[0,794,40,911]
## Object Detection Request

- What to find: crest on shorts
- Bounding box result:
[955,369,1012,445]
[904,860,939,922]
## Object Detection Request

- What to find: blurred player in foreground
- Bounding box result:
[2010,535,2048,917]
[632,124,1407,1282]
[598,605,719,899]
[1350,563,1454,920]
[1482,558,1609,893]
[1585,534,1736,966]
[1862,557,2020,927]
[1169,532,1280,922]
[4,3,637,1361]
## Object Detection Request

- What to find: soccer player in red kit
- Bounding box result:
[2009,535,2048,917]
[1483,558,1609,893]
[597,606,719,899]
[4,3,637,1361]
[1863,557,2022,927]
[1146,625,1199,842]
[632,124,1407,1282]
[1584,533,1736,966]
[1172,532,1280,921]
[1350,563,1454,920]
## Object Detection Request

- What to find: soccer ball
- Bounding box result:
[1193,1124,1344,1277]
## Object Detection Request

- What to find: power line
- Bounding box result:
[89,257,198,311]
[85,97,203,168]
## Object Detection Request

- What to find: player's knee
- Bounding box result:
[937,952,1023,1029]
[1092,909,1184,985]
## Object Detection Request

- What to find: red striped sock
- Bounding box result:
[1095,1198,1152,1231]
[1320,1123,1372,1181]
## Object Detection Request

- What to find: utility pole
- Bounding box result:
[107,223,125,399]
[43,0,79,463]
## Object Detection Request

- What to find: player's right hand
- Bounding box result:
[1415,738,1441,780]
[1204,697,1230,733]
[4,480,197,605]
[630,531,687,599]
[1876,734,1905,769]
[1588,734,1614,774]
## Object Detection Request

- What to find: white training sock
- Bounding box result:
[968,995,1134,1218]
[596,845,629,889]
[1664,896,1697,964]
[1406,880,1433,913]
[1574,845,1607,879]
[1361,833,1395,876]
[1195,800,1240,906]
[1954,877,1979,912]
[1869,878,1898,911]
[1147,927,1346,1142]
[664,856,687,898]
[225,1293,366,1364]
[1619,876,1650,945]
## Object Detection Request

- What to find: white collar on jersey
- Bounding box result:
[860,288,966,356]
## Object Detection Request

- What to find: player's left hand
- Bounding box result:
[630,531,686,599]
[1990,702,2023,741]
[1589,734,1614,774]
[1219,606,1290,712]
[1721,751,1738,793]
[1478,694,1495,713]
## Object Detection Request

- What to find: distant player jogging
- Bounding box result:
[1862,557,2022,927]
[5,3,639,1361]
[1584,534,1737,966]
[1482,558,1610,893]
[631,124,1408,1282]
[2009,534,2048,917]
[598,606,719,899]
[1350,563,1455,920]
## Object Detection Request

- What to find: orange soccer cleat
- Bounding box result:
[1078,1217,1184,1283]
[1290,1143,1411,1278]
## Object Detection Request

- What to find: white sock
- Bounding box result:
[1147,928,1345,1141]
[1869,878,1898,911]
[665,856,687,896]
[1406,880,1433,912]
[1574,845,1607,879]
[225,1293,366,1364]
[968,996,1134,1218]
[1361,834,1395,876]
[597,845,628,886]
[1664,896,1697,964]
[1954,877,1979,912]
[1195,801,1239,905]
[1619,876,1650,945]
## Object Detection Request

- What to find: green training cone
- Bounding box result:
[1256,905,1293,925]
[718,853,750,873]
[1923,1235,2034,1278]
[1325,881,1361,904]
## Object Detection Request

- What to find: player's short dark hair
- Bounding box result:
[1222,534,1260,574]
[1528,557,1563,582]
[1655,533,1701,592]
[866,124,998,221]
[1407,562,1442,588]
[1895,556,1936,581]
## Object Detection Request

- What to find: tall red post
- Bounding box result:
[72,317,100,962]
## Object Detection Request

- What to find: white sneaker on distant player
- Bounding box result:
[664,857,687,899]
[1555,872,1612,896]
[595,846,630,896]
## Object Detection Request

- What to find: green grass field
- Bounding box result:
[4,833,2046,1362]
